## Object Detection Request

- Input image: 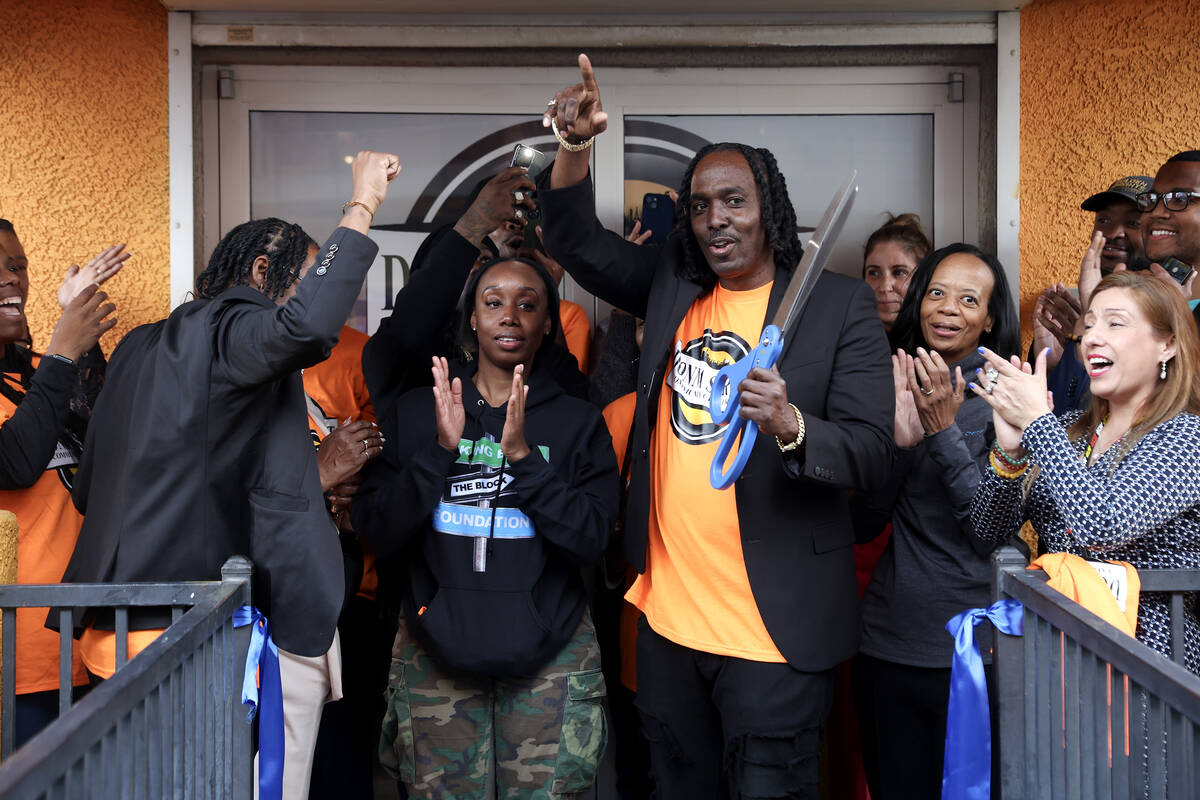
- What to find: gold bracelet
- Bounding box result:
[776,404,805,453]
[988,450,1028,480]
[551,118,595,153]
[341,200,376,218]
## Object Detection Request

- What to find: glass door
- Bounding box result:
[207,64,978,333]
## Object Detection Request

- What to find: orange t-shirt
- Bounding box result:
[0,359,89,693]
[304,326,379,600]
[559,300,592,375]
[602,392,639,692]
[625,281,785,662]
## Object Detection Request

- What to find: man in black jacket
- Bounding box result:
[65,150,400,798]
[539,56,893,799]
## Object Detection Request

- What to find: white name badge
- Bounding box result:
[46,441,77,471]
[1086,560,1129,613]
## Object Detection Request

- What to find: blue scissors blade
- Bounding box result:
[707,172,858,490]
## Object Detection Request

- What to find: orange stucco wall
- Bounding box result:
[0,0,168,351]
[1018,0,1200,317]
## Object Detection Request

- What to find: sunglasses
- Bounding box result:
[1135,190,1200,212]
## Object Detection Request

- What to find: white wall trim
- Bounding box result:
[192,21,996,49]
[169,11,195,309]
[996,10,1020,294]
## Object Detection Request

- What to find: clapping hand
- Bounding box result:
[968,347,1055,455]
[432,356,466,452]
[892,351,924,449]
[46,284,117,361]
[500,364,532,462]
[1032,283,1082,371]
[58,244,130,308]
[1078,230,1107,311]
[908,347,964,435]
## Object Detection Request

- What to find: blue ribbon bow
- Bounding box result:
[942,598,1024,800]
[233,605,284,800]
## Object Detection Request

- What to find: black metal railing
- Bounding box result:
[992,546,1200,799]
[0,557,253,800]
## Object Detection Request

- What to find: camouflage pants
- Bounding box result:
[379,610,607,800]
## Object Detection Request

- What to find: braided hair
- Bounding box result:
[672,143,805,288]
[195,218,316,300]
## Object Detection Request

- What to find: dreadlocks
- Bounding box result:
[195,218,316,300]
[673,143,805,287]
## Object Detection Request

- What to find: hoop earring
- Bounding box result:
[1161,360,1168,380]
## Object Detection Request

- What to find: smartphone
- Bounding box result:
[640,193,676,245]
[522,222,546,256]
[509,144,547,177]
[1160,257,1195,285]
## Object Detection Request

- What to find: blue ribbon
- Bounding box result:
[233,605,284,800]
[942,598,1024,800]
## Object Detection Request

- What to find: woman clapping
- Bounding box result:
[353,256,618,799]
[969,270,1200,671]
[853,243,1021,799]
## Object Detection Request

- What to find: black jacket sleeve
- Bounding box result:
[781,280,895,493]
[538,170,660,319]
[0,358,77,489]
[362,229,480,415]
[213,227,379,388]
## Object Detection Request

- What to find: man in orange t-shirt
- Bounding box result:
[540,56,894,800]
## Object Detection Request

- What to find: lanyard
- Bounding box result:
[1081,415,1108,463]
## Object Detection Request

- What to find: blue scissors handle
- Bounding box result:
[709,324,784,489]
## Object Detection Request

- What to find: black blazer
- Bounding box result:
[64,227,379,657]
[540,175,895,671]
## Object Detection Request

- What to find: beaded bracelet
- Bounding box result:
[991,439,1028,467]
[988,449,1028,480]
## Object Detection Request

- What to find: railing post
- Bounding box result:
[220,556,254,800]
[992,545,1027,799]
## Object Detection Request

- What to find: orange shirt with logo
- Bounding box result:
[625,281,785,662]
[0,358,89,693]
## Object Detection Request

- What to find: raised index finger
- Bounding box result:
[578,53,598,92]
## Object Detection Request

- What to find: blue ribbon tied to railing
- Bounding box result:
[942,598,1024,800]
[233,605,284,800]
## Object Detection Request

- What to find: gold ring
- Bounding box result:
[920,387,934,396]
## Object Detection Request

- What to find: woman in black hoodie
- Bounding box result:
[353,256,619,799]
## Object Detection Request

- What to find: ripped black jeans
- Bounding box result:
[634,617,834,800]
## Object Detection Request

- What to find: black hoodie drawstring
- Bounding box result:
[475,453,507,573]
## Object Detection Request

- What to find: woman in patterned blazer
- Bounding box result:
[969,270,1200,671]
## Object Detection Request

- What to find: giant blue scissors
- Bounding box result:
[708,172,858,489]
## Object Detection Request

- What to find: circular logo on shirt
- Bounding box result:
[669,330,752,444]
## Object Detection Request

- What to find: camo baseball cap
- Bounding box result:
[1081,175,1153,211]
